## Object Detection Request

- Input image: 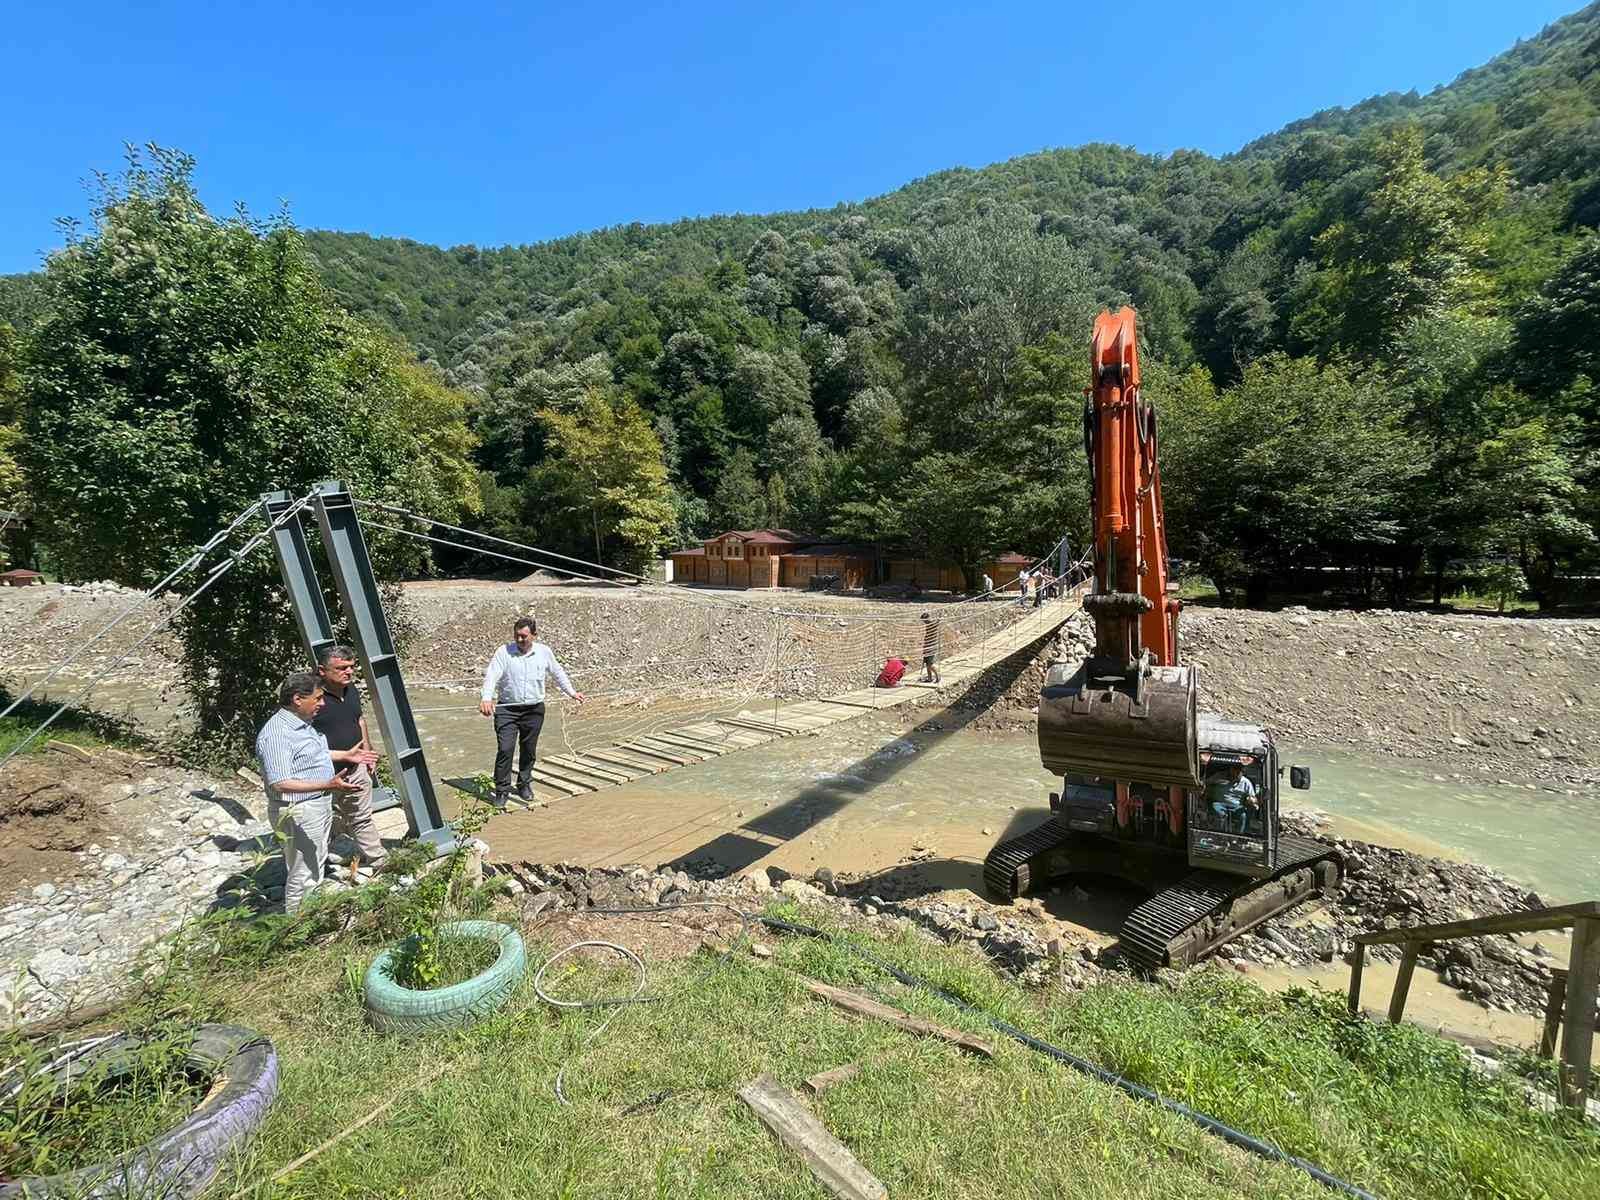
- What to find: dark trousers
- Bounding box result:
[493,703,545,798]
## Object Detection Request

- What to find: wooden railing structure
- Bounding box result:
[1347,901,1599,1110]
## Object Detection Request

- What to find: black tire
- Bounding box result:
[0,1023,278,1200]
[363,919,525,1033]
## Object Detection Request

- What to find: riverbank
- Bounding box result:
[13,880,1595,1200]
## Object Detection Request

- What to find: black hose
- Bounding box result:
[759,915,1382,1200]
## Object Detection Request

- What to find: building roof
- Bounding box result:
[991,552,1034,565]
[670,546,706,556]
[712,528,811,545]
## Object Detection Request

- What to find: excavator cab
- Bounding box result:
[1186,719,1312,878]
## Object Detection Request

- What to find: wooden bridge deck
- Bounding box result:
[407,591,1084,819]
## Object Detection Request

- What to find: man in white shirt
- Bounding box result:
[479,616,584,808]
[256,672,375,911]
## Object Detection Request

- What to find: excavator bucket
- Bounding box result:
[1037,661,1200,788]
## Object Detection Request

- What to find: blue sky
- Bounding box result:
[0,0,1582,273]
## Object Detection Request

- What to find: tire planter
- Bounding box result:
[0,1024,278,1200]
[363,919,525,1033]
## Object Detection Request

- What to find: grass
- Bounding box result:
[0,685,146,760]
[21,889,1592,1200]
[1,1026,207,1180]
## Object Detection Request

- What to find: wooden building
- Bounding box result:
[669,530,1038,594]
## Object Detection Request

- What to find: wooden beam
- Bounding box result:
[803,1064,861,1097]
[1388,943,1419,1024]
[633,734,714,760]
[1355,901,1600,947]
[531,762,604,792]
[1560,917,1600,1109]
[714,717,795,737]
[1347,941,1365,1017]
[1540,968,1568,1060]
[653,730,735,754]
[737,1074,887,1200]
[803,979,994,1059]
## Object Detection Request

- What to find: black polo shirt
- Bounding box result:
[313,684,364,751]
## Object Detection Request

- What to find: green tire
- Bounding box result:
[363,920,526,1033]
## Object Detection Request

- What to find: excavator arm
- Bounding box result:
[1037,308,1199,789]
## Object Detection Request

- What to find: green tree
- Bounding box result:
[709,446,766,533]
[0,324,24,568]
[896,453,1008,587]
[1471,417,1595,607]
[22,147,478,754]
[1303,126,1504,356]
[532,388,676,571]
[1155,354,1417,602]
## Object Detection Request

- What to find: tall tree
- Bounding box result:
[532,389,676,571]
[22,147,478,754]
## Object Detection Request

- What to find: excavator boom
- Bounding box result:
[1037,308,1199,789]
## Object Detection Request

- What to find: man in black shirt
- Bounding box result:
[313,644,386,873]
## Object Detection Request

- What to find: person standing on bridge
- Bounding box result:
[920,611,942,684]
[479,616,585,809]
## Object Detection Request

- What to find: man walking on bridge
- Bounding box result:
[479,616,584,809]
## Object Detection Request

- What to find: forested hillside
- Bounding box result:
[4,3,1599,605]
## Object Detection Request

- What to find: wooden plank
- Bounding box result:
[1355,901,1600,946]
[650,731,732,755]
[803,1064,860,1097]
[584,748,668,775]
[529,768,590,796]
[620,740,695,766]
[46,739,94,763]
[678,722,766,747]
[1389,943,1419,1024]
[633,735,714,761]
[1540,968,1568,1059]
[1347,942,1365,1017]
[714,717,794,737]
[1560,916,1600,1109]
[542,755,632,785]
[531,762,603,792]
[737,1074,887,1200]
[803,979,994,1059]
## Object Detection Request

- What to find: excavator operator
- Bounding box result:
[1206,761,1258,833]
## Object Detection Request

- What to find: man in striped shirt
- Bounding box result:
[256,672,377,912]
[479,616,584,808]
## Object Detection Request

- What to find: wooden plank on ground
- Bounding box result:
[803,1064,860,1097]
[737,1074,887,1200]
[678,722,766,747]
[803,979,994,1059]
[46,739,95,763]
[632,734,715,759]
[714,717,795,737]
[584,748,668,775]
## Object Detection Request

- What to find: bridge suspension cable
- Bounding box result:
[0,493,317,775]
[0,498,267,726]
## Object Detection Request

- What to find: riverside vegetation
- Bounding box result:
[4,875,1597,1199]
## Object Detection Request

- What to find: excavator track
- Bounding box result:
[1119,835,1339,969]
[983,826,1339,969]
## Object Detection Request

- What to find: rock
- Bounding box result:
[744,866,774,892]
[1070,886,1090,904]
[972,911,999,932]
[30,883,57,902]
[750,943,773,959]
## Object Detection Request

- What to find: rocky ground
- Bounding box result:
[0,749,285,1026]
[494,810,1566,1022]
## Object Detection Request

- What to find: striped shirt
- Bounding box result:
[255,707,335,806]
[480,642,577,706]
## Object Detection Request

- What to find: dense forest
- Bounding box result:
[4,3,1600,609]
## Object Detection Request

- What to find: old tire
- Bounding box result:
[363,919,525,1033]
[0,1023,277,1200]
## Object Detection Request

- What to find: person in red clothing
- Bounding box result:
[875,656,907,688]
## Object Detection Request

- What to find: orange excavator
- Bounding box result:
[982,308,1340,968]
